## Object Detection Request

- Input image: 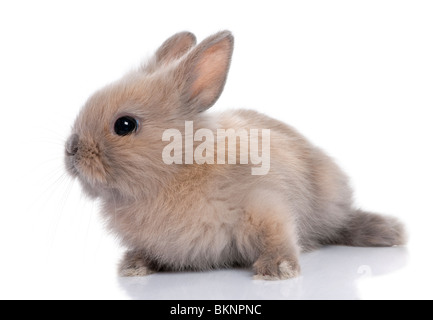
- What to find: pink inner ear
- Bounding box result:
[190,42,231,104]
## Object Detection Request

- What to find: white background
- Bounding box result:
[1,0,432,300]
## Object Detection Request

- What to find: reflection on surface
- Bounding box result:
[118,246,408,300]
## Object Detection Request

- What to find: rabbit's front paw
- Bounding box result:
[119,264,153,277]
[118,250,154,277]
[253,259,300,280]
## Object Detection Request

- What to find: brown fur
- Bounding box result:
[65,31,407,280]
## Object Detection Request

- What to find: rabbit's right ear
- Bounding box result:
[144,31,196,72]
[174,31,234,116]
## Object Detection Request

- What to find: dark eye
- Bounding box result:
[114,116,138,136]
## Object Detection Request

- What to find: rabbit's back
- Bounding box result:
[218,110,354,250]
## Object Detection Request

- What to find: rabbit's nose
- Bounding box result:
[66,134,79,156]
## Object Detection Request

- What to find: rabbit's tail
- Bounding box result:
[327,209,407,247]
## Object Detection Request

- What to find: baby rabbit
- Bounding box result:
[65,31,406,280]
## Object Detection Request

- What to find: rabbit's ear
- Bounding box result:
[145,32,196,72]
[176,31,234,115]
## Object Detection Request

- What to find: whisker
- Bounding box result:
[28,157,66,174]
[47,176,75,256]
[31,125,71,141]
[26,170,69,215]
[29,140,67,148]
[84,197,94,251]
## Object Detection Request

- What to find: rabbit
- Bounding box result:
[65,31,406,280]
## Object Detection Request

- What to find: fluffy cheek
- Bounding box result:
[77,176,101,199]
[76,155,108,186]
[73,158,107,199]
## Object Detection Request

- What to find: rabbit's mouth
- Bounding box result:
[65,152,108,199]
[64,134,109,190]
[64,152,79,178]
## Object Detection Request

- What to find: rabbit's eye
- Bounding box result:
[114,116,138,136]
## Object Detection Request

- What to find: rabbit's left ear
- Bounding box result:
[145,31,196,72]
[175,30,234,115]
